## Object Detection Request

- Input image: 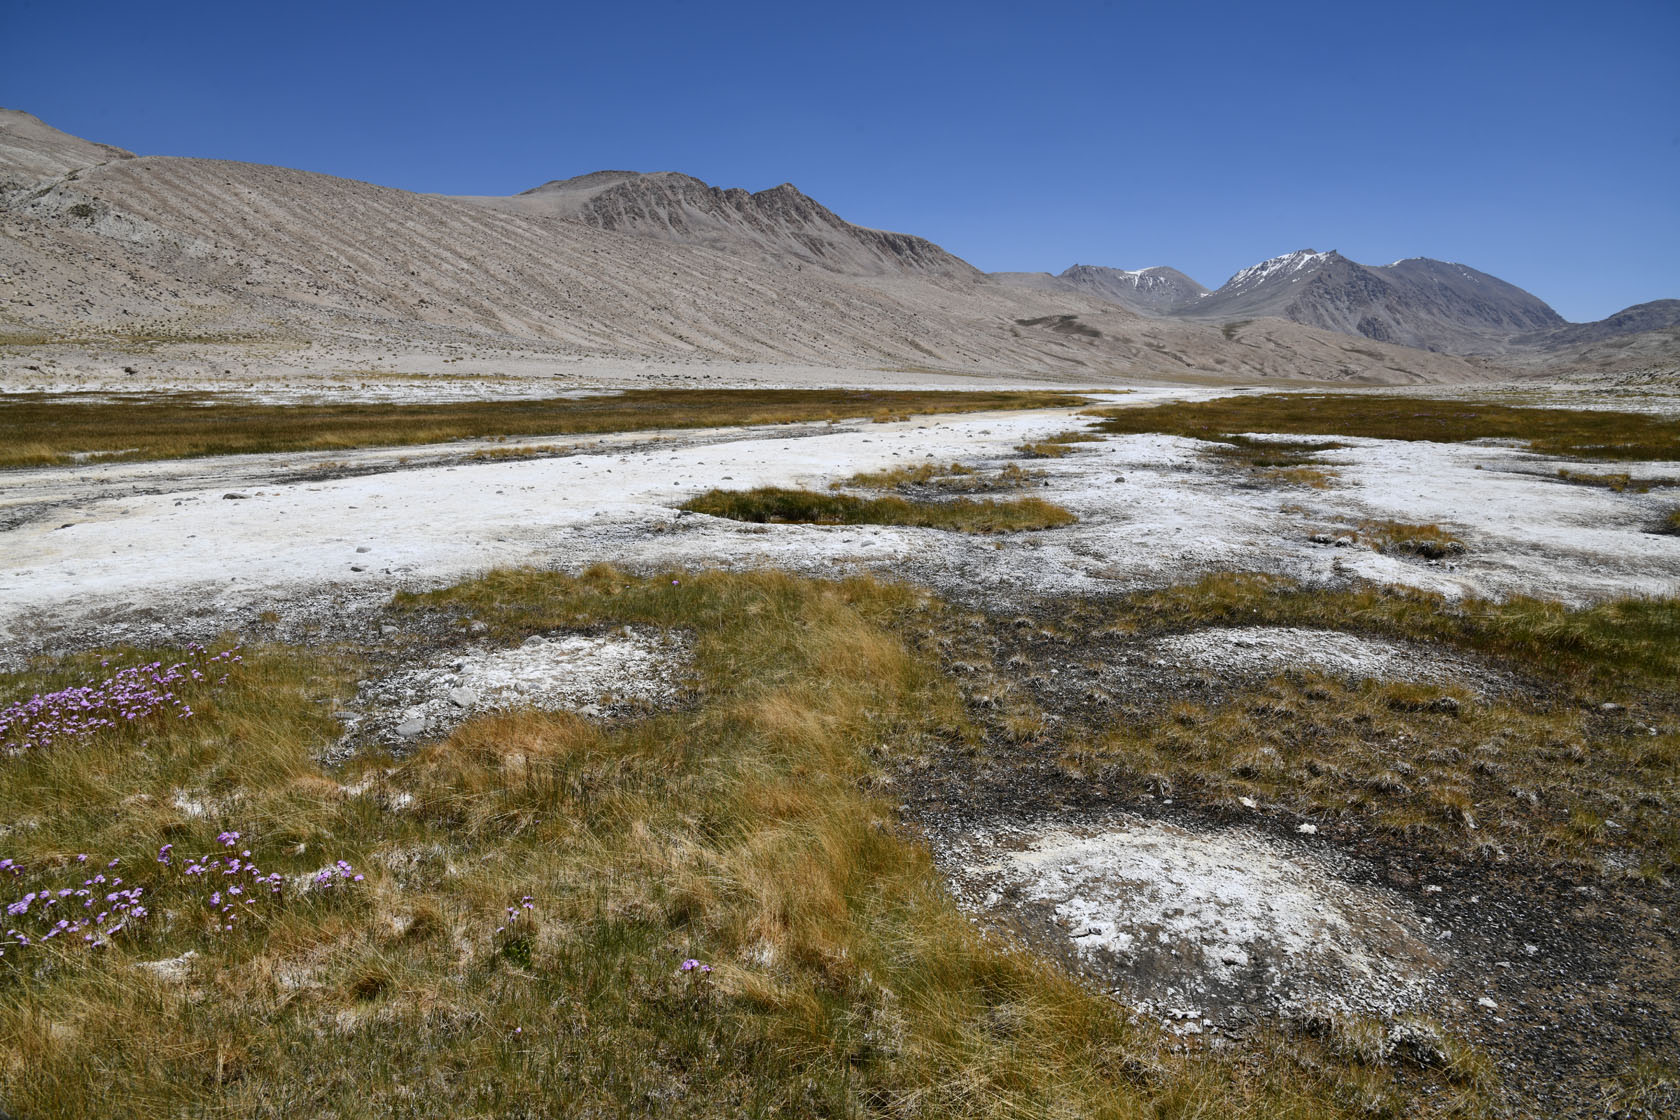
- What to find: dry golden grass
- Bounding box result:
[1556,468,1680,494]
[0,389,1090,469]
[0,569,1500,1118]
[682,486,1076,533]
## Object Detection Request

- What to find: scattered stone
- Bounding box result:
[447,687,477,708]
[222,492,250,500]
[1477,996,1498,1010]
[356,546,371,554]
[395,717,427,738]
[1296,822,1318,835]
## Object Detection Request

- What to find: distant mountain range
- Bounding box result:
[996,250,1677,357]
[1,108,1674,382]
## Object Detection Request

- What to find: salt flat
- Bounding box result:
[3,385,1675,666]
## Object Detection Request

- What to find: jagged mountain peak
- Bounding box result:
[1222,249,1348,291]
[460,169,975,280]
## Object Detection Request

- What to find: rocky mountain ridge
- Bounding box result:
[454,170,981,281]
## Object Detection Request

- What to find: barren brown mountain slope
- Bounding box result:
[1,112,1503,383]
[455,170,982,280]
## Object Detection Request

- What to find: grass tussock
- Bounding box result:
[841,460,1045,493]
[1017,429,1104,459]
[682,486,1075,533]
[0,568,1490,1117]
[0,389,1090,469]
[1089,394,1680,462]
[1358,520,1467,559]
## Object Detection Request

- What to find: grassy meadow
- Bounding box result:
[0,389,1091,469]
[0,568,1534,1119]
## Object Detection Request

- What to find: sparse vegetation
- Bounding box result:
[0,569,1496,1117]
[1017,429,1104,458]
[682,486,1075,532]
[0,389,1091,469]
[843,460,1045,493]
[1207,435,1346,488]
[1088,394,1680,461]
[1359,519,1467,558]
[1555,468,1680,493]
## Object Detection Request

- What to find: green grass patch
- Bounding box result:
[1088,394,1680,461]
[0,389,1090,469]
[682,486,1075,533]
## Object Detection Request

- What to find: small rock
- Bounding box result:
[1310,532,1334,544]
[522,634,545,647]
[222,492,250,500]
[1477,996,1498,1010]
[447,687,477,708]
[1296,822,1318,835]
[468,621,488,634]
[1332,535,1355,548]
[1599,702,1624,712]
[395,717,427,738]
[356,546,371,554]
[1239,796,1257,809]
[379,625,397,635]
[350,565,366,573]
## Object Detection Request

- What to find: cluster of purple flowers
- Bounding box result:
[1,854,142,953]
[495,895,535,935]
[678,958,712,975]
[0,643,241,752]
[2,830,363,957]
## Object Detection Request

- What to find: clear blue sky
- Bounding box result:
[4,0,1676,321]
